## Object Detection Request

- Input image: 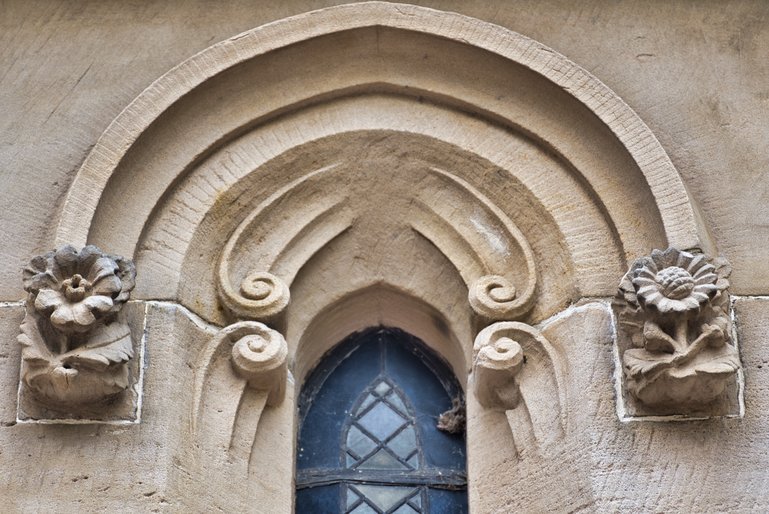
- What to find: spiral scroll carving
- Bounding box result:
[473,321,567,454]
[217,270,290,322]
[469,275,536,321]
[227,321,288,406]
[472,321,531,410]
[231,331,287,381]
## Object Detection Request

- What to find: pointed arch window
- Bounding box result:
[296,327,467,513]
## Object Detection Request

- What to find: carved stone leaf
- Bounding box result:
[63,341,133,371]
[17,312,54,365]
[693,358,740,376]
[617,273,640,306]
[623,348,673,378]
[63,322,133,371]
[690,346,741,377]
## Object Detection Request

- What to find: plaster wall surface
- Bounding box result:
[1,1,768,512]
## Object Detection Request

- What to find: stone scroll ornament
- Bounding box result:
[18,245,136,408]
[615,248,740,409]
[468,274,537,322]
[471,322,566,451]
[191,321,287,464]
[229,321,288,406]
[217,269,290,324]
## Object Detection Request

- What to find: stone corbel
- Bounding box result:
[228,322,288,407]
[614,247,741,416]
[192,321,288,469]
[17,245,138,421]
[471,322,566,451]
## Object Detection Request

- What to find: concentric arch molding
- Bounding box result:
[26,6,740,508]
[54,1,704,255]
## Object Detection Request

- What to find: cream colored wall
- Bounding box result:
[1,1,767,299]
[1,2,768,512]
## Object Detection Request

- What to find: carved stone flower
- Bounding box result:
[22,245,136,334]
[615,247,740,412]
[630,248,719,314]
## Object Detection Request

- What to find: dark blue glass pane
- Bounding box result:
[296,484,341,513]
[296,327,467,513]
[426,488,468,514]
[384,340,466,470]
[297,338,381,470]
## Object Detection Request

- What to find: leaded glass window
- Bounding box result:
[296,327,467,513]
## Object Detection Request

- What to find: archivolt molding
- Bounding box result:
[149,113,572,325]
[38,3,722,433]
[55,1,702,254]
[417,167,538,321]
[46,0,709,332]
[215,155,539,325]
[215,162,352,323]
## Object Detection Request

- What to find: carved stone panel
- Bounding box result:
[613,248,742,418]
[17,245,142,423]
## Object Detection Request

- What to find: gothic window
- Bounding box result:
[296,327,467,513]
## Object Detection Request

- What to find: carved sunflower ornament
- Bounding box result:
[615,248,740,410]
[632,249,719,314]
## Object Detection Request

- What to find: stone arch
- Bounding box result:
[35,3,724,511]
[293,283,468,387]
[55,1,705,258]
[47,0,714,430]
[48,4,711,347]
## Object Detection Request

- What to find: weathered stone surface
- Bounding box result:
[614,248,741,417]
[2,1,768,301]
[590,297,769,512]
[1,1,768,512]
[17,245,140,421]
[469,303,612,512]
[1,301,294,511]
[0,303,24,426]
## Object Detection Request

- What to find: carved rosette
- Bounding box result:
[18,245,136,408]
[227,321,288,406]
[615,248,740,409]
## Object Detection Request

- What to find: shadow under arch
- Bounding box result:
[293,283,469,390]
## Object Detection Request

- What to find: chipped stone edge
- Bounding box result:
[143,300,222,336]
[133,301,149,424]
[731,296,747,419]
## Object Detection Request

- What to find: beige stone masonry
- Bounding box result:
[1,1,768,512]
